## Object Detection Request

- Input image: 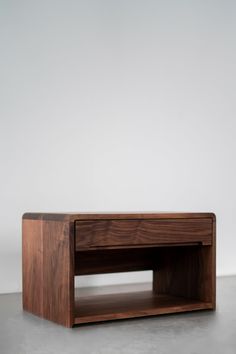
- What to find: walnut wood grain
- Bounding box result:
[75,218,212,250]
[153,218,216,307]
[75,248,158,275]
[22,219,43,317]
[22,217,75,327]
[74,286,213,324]
[23,212,216,222]
[42,220,74,327]
[22,212,216,327]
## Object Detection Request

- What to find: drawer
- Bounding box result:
[75,218,212,250]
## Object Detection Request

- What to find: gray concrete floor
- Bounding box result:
[0,276,236,354]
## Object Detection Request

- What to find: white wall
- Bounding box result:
[0,0,236,294]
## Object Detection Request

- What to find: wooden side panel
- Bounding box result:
[75,218,212,250]
[42,220,74,327]
[22,219,43,317]
[153,247,201,299]
[198,218,216,306]
[153,216,216,307]
[22,218,74,327]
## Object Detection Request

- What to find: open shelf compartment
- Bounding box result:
[73,245,215,325]
[74,283,213,325]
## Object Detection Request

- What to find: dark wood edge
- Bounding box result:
[68,220,75,327]
[212,216,216,309]
[22,212,216,222]
[22,213,69,221]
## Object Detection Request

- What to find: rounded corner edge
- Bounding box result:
[210,213,216,222]
[22,212,29,220]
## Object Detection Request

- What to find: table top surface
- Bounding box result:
[23,212,216,222]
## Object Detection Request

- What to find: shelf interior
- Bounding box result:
[74,245,214,325]
[74,282,213,325]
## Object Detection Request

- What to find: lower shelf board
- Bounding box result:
[74,284,213,325]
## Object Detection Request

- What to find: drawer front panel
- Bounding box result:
[75,219,212,250]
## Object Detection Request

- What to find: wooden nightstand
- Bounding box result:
[22,212,216,327]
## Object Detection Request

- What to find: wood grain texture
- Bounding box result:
[23,212,216,327]
[42,220,74,327]
[153,237,216,307]
[153,247,203,299]
[23,212,216,222]
[75,248,158,275]
[22,217,75,327]
[74,285,213,324]
[75,218,212,250]
[22,219,43,317]
[198,217,216,307]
